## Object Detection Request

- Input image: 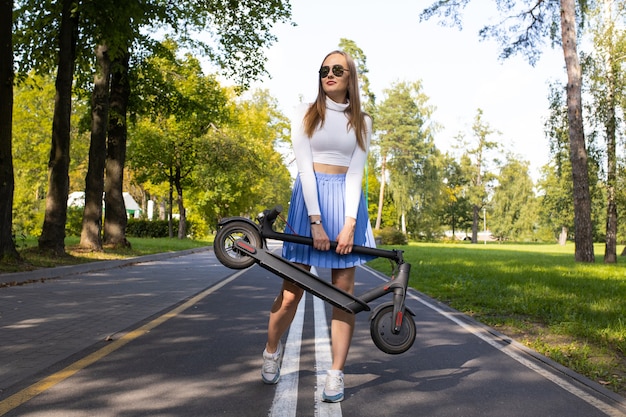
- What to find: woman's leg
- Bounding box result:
[266,272,306,353]
[329,266,356,370]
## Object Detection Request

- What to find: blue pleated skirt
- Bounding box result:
[281,172,376,268]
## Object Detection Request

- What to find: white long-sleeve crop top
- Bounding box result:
[291,97,372,219]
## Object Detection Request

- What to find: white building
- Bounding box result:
[67,191,142,219]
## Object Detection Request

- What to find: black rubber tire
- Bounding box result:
[214,221,262,269]
[370,304,416,354]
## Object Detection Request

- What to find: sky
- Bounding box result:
[242,0,569,181]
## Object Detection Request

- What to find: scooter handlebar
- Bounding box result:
[261,205,283,222]
[257,205,404,263]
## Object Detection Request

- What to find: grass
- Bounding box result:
[2,237,625,396]
[368,241,626,396]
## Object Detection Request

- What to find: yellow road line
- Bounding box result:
[0,271,245,416]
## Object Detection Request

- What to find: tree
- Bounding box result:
[104,50,131,248]
[375,81,440,235]
[14,0,293,252]
[457,109,500,243]
[583,1,626,262]
[617,163,626,255]
[37,0,79,256]
[80,0,145,251]
[339,38,376,115]
[128,41,230,238]
[490,156,537,241]
[541,82,606,245]
[0,0,18,260]
[538,162,573,244]
[420,0,595,261]
[440,155,473,239]
[80,44,111,250]
[12,74,90,238]
[542,83,574,244]
[191,90,292,226]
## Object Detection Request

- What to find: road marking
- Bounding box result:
[314,294,342,417]
[362,266,626,417]
[267,266,342,416]
[0,271,246,416]
[269,293,306,417]
[311,266,342,417]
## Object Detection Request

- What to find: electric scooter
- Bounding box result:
[213,206,416,354]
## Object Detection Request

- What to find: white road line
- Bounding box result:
[267,265,342,417]
[361,266,626,417]
[313,266,342,417]
[268,293,306,417]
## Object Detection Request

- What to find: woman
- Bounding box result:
[261,50,375,403]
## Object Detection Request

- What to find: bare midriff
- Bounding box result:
[313,162,349,174]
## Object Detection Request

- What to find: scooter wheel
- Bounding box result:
[370,303,416,354]
[214,221,262,269]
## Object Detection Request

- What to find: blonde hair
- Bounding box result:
[302,50,368,151]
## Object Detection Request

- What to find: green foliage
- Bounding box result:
[191,90,292,224]
[540,83,606,243]
[12,74,90,236]
[126,219,171,238]
[13,0,293,91]
[374,227,407,245]
[439,154,473,235]
[65,207,84,237]
[490,156,538,241]
[128,40,232,237]
[459,109,501,207]
[339,38,376,115]
[375,80,442,235]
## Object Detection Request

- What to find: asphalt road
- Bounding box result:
[1,245,625,417]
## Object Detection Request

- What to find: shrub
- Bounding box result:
[65,207,84,237]
[126,219,194,238]
[374,227,407,245]
[126,219,170,238]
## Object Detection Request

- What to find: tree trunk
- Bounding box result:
[602,0,617,264]
[558,226,568,245]
[175,167,186,239]
[0,0,19,260]
[471,204,479,243]
[159,200,166,220]
[375,155,386,230]
[104,51,131,248]
[38,0,78,256]
[603,96,617,263]
[80,44,110,251]
[560,0,595,262]
[168,168,174,238]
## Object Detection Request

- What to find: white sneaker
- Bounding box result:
[322,370,344,402]
[261,341,283,384]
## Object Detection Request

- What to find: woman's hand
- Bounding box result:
[336,217,356,255]
[311,222,330,251]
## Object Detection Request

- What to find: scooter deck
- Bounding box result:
[234,240,370,314]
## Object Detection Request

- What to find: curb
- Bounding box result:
[0,246,212,287]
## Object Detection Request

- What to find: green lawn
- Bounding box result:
[369,242,626,395]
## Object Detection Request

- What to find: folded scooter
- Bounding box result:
[213,206,416,354]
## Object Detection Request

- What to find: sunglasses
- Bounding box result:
[319,64,349,78]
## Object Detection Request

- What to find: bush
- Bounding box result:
[65,207,84,237]
[374,227,407,245]
[126,219,170,238]
[126,219,194,238]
